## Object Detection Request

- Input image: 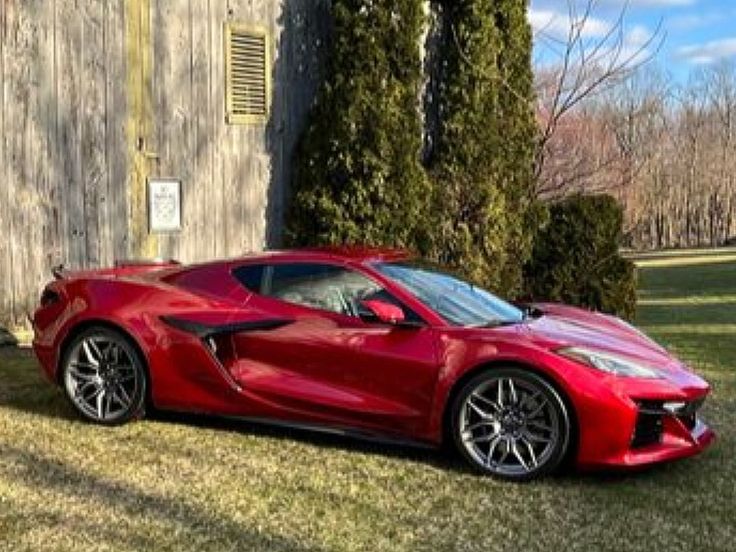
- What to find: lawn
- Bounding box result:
[1,251,734,551]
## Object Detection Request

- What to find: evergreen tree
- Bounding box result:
[286,0,430,250]
[288,0,540,298]
[426,0,540,294]
[493,0,543,292]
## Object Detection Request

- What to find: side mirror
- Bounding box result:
[359,299,406,325]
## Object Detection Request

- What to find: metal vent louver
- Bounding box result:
[225,24,269,124]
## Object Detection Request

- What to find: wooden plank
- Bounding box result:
[6,3,34,325]
[210,0,226,258]
[42,0,62,282]
[226,0,268,256]
[151,0,193,261]
[4,1,22,325]
[106,0,129,262]
[0,0,11,326]
[57,0,85,269]
[81,0,107,268]
[25,0,57,322]
[125,0,158,260]
[188,0,213,262]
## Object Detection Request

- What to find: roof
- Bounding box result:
[246,246,412,263]
[141,247,413,281]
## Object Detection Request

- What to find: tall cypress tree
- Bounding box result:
[286,0,430,250]
[493,0,543,293]
[288,0,539,296]
[426,0,540,294]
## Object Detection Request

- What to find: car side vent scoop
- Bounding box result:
[159,316,293,340]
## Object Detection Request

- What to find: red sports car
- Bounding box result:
[32,247,714,480]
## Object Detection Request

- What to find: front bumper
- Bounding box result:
[616,417,715,468]
[572,366,716,470]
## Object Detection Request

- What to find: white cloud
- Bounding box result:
[669,8,736,31]
[605,0,695,6]
[668,13,717,31]
[533,0,697,10]
[529,8,612,40]
[627,25,654,48]
[616,25,657,64]
[677,38,736,65]
[530,5,657,68]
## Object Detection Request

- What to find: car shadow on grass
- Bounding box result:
[151,409,470,473]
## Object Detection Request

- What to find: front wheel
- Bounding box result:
[450,368,571,481]
[61,327,147,425]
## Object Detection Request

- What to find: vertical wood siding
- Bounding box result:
[0,0,329,329]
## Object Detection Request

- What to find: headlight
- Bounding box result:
[557,347,660,379]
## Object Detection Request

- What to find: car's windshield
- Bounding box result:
[373,262,524,327]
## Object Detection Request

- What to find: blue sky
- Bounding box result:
[530,0,736,81]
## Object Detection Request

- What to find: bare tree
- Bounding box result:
[533,0,664,197]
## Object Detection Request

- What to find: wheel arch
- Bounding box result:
[441,359,580,463]
[56,318,150,388]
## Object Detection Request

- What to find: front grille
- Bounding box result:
[632,403,664,448]
[631,398,705,448]
[676,397,704,430]
[678,412,697,430]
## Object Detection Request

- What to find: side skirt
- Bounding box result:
[155,409,438,451]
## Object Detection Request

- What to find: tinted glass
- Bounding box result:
[374,262,523,327]
[265,263,420,321]
[233,264,265,292]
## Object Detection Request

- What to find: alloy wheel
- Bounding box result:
[62,329,145,424]
[453,369,569,480]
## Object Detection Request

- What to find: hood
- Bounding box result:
[520,303,676,368]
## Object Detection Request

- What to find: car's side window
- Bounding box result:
[233,264,266,293]
[265,263,381,317]
[234,261,423,322]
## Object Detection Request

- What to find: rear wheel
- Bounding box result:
[450,368,570,481]
[61,327,147,425]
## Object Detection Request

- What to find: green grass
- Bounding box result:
[2,252,735,551]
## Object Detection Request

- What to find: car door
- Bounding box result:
[228,261,441,438]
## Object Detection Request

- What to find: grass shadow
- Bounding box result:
[0,443,322,551]
[0,326,18,347]
[150,409,466,473]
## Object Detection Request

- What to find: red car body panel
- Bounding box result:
[32,248,715,470]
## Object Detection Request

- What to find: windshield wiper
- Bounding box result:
[474,319,521,328]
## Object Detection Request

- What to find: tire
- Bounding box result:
[60,327,147,425]
[450,367,571,481]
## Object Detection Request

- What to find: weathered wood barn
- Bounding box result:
[0,0,329,329]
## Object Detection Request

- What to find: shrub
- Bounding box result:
[286,0,431,251]
[524,194,637,319]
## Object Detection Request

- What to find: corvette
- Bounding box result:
[32,247,714,480]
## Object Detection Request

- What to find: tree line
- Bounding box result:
[538,63,736,250]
